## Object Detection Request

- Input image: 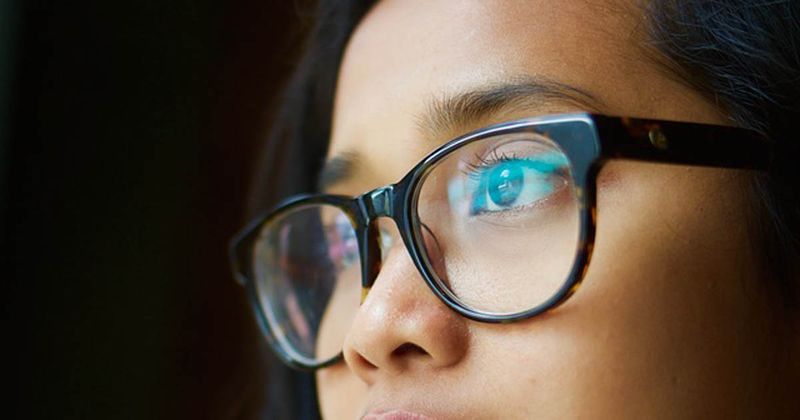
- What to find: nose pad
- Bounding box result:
[360,222,382,302]
[378,220,397,262]
[419,222,444,266]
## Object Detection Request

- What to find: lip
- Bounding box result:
[361,409,435,420]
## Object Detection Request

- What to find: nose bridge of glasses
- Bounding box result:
[356,184,408,299]
[358,184,396,221]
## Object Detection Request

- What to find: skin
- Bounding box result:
[314,0,800,418]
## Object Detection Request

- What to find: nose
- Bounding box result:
[342,219,469,383]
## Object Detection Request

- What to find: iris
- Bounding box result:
[488,163,524,207]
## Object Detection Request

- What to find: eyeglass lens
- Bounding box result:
[415,131,581,315]
[253,204,361,364]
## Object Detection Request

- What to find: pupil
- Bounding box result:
[488,163,523,206]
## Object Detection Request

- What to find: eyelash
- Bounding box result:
[462,149,521,180]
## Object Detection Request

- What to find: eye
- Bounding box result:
[466,151,570,215]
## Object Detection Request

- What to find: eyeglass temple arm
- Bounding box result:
[592,115,773,170]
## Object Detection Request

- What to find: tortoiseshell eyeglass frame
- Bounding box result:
[229,113,772,370]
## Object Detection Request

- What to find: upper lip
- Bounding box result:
[359,385,470,420]
[361,409,436,420]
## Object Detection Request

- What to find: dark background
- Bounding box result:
[2,1,303,418]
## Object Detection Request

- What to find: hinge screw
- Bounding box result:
[649,128,668,150]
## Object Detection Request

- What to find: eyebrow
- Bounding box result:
[317,76,604,191]
[317,151,359,192]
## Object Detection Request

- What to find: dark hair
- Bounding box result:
[249,1,800,417]
[643,0,800,306]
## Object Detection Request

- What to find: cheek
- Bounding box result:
[470,164,770,417]
[562,163,769,415]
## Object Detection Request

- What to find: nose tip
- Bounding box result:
[344,288,469,380]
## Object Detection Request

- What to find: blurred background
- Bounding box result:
[2,0,302,418]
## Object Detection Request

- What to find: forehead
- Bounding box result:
[338,0,637,96]
[327,0,711,191]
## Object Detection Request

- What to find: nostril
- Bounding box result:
[391,343,428,358]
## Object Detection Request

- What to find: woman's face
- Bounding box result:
[316,0,796,418]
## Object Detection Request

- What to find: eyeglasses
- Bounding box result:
[229,113,771,370]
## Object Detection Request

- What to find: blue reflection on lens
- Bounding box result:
[457,151,568,215]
